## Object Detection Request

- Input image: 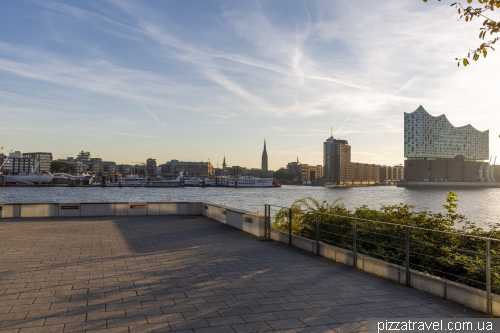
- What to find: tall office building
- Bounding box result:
[404,105,488,161]
[323,136,351,183]
[404,106,489,181]
[261,140,268,171]
[146,158,157,176]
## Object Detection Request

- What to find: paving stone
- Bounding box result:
[267,319,307,330]
[147,313,185,323]
[43,314,86,325]
[194,325,235,333]
[295,326,336,333]
[64,319,106,332]
[88,328,130,333]
[19,324,64,333]
[206,315,245,326]
[300,315,341,326]
[128,323,170,333]
[240,313,279,323]
[169,319,210,331]
[231,321,272,333]
[86,310,125,321]
[107,316,147,328]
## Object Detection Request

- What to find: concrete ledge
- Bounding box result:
[292,234,314,252]
[206,204,265,237]
[446,281,488,313]
[269,227,500,317]
[21,203,58,218]
[270,228,289,243]
[128,202,147,216]
[58,203,81,217]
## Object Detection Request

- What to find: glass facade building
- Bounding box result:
[404,106,488,161]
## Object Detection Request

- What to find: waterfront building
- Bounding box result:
[287,158,301,180]
[146,158,157,176]
[404,105,488,161]
[223,155,226,171]
[404,106,490,182]
[59,151,103,175]
[103,161,117,175]
[58,157,86,174]
[261,140,268,171]
[300,164,323,182]
[286,159,323,182]
[161,160,213,177]
[118,164,133,175]
[323,136,391,185]
[77,151,92,161]
[23,152,53,173]
[323,136,351,184]
[380,165,404,183]
[0,151,35,174]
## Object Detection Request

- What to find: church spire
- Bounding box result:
[261,139,268,171]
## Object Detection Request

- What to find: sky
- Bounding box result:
[1,0,499,170]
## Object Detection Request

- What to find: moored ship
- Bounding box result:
[204,176,279,187]
[3,173,53,184]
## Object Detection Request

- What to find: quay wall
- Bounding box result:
[0,201,495,315]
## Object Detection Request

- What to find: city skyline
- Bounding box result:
[1,1,499,169]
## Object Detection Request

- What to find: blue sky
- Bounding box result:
[1,0,499,170]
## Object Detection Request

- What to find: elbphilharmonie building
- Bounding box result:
[404,105,488,161]
[403,106,493,182]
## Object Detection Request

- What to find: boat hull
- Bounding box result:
[3,174,53,184]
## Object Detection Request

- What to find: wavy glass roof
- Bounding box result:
[404,106,488,160]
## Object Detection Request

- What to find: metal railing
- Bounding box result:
[264,204,500,316]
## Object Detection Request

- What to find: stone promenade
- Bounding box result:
[0,215,488,333]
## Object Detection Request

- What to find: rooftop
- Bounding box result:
[0,215,487,333]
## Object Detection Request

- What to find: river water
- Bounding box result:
[0,185,498,228]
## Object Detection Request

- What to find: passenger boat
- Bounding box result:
[145,171,183,187]
[117,175,147,186]
[204,176,279,187]
[183,177,201,187]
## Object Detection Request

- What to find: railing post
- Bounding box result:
[352,218,357,268]
[406,227,410,287]
[316,213,320,255]
[264,205,269,238]
[288,208,292,246]
[486,239,492,316]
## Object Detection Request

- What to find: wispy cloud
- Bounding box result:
[1,0,499,168]
[110,131,161,139]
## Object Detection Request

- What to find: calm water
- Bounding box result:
[1,185,499,228]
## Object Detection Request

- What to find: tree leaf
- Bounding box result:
[463,58,468,66]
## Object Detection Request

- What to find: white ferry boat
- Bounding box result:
[204,176,279,187]
[117,175,147,186]
[145,172,183,187]
[184,177,201,187]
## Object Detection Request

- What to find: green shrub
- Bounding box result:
[272,193,500,292]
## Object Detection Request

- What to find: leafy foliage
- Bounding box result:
[424,0,500,66]
[273,193,500,292]
[273,169,294,180]
[51,160,72,173]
